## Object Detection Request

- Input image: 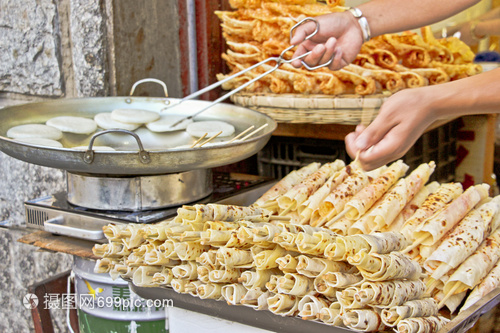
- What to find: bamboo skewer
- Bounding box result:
[240,123,269,141]
[198,131,223,147]
[438,281,461,309]
[190,133,208,148]
[227,125,255,144]
[401,235,429,254]
[279,202,296,216]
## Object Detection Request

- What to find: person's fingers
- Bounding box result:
[358,126,417,170]
[345,131,360,160]
[300,44,327,67]
[328,47,344,71]
[352,112,399,152]
[317,37,337,67]
[355,124,366,135]
[290,22,317,45]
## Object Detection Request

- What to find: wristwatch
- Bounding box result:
[348,7,372,42]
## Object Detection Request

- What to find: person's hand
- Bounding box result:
[457,21,481,46]
[290,11,365,71]
[345,88,437,170]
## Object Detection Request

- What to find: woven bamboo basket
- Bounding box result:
[230,92,390,125]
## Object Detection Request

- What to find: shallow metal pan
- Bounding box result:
[0,97,276,175]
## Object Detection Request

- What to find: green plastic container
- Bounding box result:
[73,256,167,333]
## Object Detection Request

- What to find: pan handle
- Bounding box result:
[82,129,151,165]
[129,78,169,97]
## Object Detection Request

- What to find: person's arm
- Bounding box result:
[358,0,480,37]
[345,68,500,170]
[291,0,480,70]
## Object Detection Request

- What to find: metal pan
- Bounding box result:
[0,97,276,175]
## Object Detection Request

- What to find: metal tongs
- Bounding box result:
[167,17,334,128]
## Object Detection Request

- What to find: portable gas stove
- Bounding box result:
[24,171,274,242]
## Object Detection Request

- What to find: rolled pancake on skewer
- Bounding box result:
[295,230,337,256]
[221,283,248,305]
[94,258,118,273]
[197,265,212,284]
[277,161,343,214]
[102,223,130,242]
[110,264,136,281]
[343,160,409,221]
[253,245,290,270]
[151,267,174,286]
[267,293,299,317]
[348,250,422,281]
[400,182,463,241]
[208,267,242,283]
[199,229,234,247]
[424,197,500,282]
[171,261,198,280]
[253,162,321,207]
[351,162,436,234]
[171,278,189,293]
[174,203,273,224]
[297,161,348,224]
[216,247,253,268]
[277,272,315,296]
[324,231,408,261]
[276,254,299,273]
[265,274,282,293]
[396,316,449,333]
[132,266,162,287]
[238,268,280,289]
[323,271,363,289]
[433,289,468,313]
[318,302,344,326]
[296,255,355,278]
[273,224,322,252]
[411,183,490,248]
[399,181,441,221]
[382,181,440,233]
[252,223,283,244]
[314,275,339,298]
[174,241,209,261]
[343,309,386,332]
[441,228,500,303]
[381,298,439,327]
[461,258,500,312]
[197,282,224,300]
[338,286,364,309]
[143,221,173,241]
[196,250,218,268]
[240,287,267,308]
[144,249,181,267]
[316,166,385,227]
[185,280,204,297]
[327,216,355,236]
[298,295,330,320]
[157,239,180,260]
[355,279,426,308]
